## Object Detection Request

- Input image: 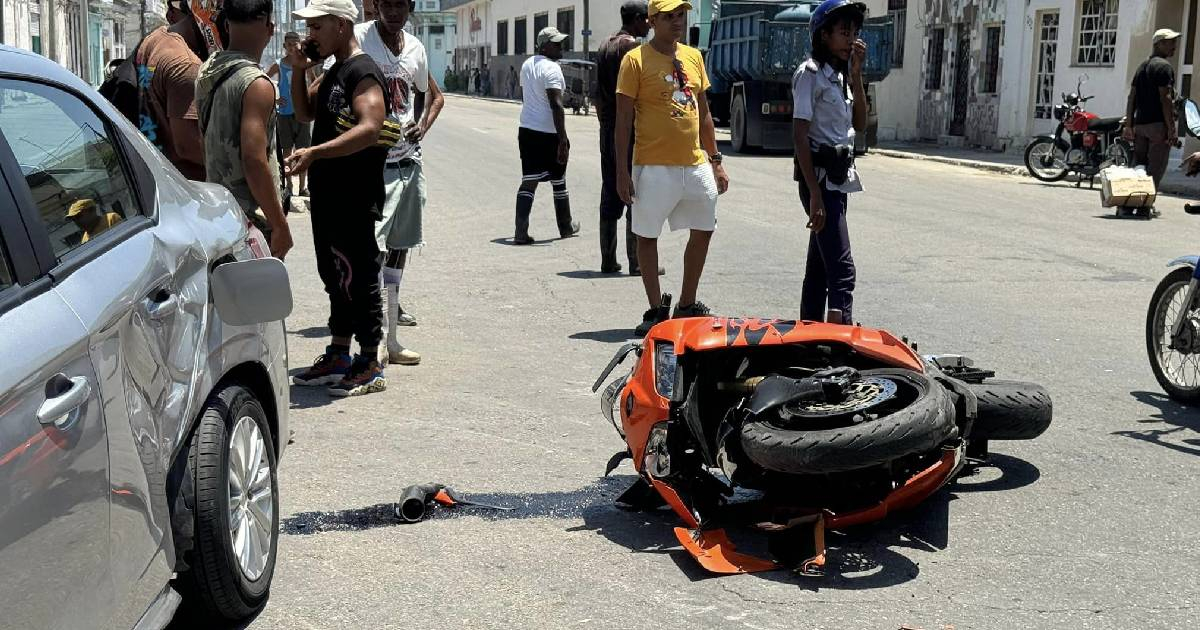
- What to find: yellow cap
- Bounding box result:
[66,199,96,218]
[649,0,692,17]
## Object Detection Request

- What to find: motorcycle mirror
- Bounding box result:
[1184,99,1200,139]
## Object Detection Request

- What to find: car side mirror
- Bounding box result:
[210,258,293,325]
[1184,99,1200,139]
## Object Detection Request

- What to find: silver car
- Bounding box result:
[0,47,292,627]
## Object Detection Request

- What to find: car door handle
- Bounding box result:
[37,375,92,429]
[143,290,179,320]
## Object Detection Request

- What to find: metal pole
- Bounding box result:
[582,0,588,56]
[140,0,147,39]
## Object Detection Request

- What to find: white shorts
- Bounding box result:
[631,164,718,238]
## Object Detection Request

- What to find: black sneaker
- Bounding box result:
[634,304,670,336]
[560,221,581,238]
[328,355,387,397]
[630,265,666,277]
[292,350,352,386]
[673,301,711,319]
[513,233,535,245]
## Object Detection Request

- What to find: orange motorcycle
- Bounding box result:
[593,313,1052,576]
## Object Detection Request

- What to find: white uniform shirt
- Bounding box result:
[520,55,565,134]
[792,58,862,193]
[356,21,430,163]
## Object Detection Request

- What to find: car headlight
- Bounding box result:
[655,341,679,399]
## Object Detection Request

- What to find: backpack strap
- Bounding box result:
[200,60,257,131]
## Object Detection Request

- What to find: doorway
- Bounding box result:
[949,26,970,135]
[1032,11,1060,127]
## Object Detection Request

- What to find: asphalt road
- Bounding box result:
[228,94,1199,629]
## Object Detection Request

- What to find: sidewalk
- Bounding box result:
[872,141,1200,198]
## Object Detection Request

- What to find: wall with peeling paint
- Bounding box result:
[913,0,1009,148]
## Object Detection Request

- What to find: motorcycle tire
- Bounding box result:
[1146,267,1200,405]
[1024,138,1069,182]
[965,380,1053,440]
[739,369,958,475]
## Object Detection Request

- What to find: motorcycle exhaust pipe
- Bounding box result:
[394,483,446,523]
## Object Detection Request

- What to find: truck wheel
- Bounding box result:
[966,380,1053,440]
[731,94,749,154]
[179,384,279,621]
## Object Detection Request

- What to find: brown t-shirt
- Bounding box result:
[136,27,204,180]
[595,30,639,124]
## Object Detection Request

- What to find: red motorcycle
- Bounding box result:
[1025,79,1132,183]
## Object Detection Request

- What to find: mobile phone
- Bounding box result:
[303,40,321,62]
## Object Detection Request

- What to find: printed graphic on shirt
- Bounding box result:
[136,62,161,148]
[663,63,696,117]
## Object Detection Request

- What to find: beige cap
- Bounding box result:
[536,26,569,47]
[1154,28,1182,44]
[293,0,358,22]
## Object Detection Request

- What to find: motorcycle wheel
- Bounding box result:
[739,369,958,475]
[1024,138,1069,182]
[1146,267,1200,405]
[966,380,1052,440]
[1106,140,1132,168]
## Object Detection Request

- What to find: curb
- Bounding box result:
[872,147,1200,197]
[871,148,1028,177]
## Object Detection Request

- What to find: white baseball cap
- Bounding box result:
[537,26,569,47]
[1154,28,1182,44]
[293,0,359,21]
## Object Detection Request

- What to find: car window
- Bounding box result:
[0,79,139,262]
[0,235,12,290]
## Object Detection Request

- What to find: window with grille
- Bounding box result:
[980,26,1002,93]
[888,0,906,68]
[926,28,944,90]
[1035,12,1060,119]
[1076,0,1119,66]
[497,20,508,56]
[515,17,528,55]
[557,8,575,52]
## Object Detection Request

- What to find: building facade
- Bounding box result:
[876,0,1197,152]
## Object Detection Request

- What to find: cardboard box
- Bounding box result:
[1099,166,1157,208]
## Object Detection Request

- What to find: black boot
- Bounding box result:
[600,217,621,273]
[514,205,533,245]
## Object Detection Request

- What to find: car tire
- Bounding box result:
[180,384,278,622]
[966,380,1053,440]
[739,369,959,475]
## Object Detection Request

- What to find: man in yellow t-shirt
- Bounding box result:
[67,199,123,243]
[615,0,729,336]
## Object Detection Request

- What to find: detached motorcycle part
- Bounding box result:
[740,369,958,475]
[673,528,778,574]
[592,342,640,392]
[967,380,1053,440]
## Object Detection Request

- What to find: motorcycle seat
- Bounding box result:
[1089,117,1124,132]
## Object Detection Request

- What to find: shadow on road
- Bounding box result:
[278,455,1043,590]
[558,270,630,280]
[288,367,337,410]
[166,597,262,629]
[288,326,329,339]
[570,328,637,343]
[490,235,578,246]
[1112,390,1200,457]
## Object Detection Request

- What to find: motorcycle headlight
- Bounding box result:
[654,341,680,400]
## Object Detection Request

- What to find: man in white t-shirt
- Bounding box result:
[355,0,445,365]
[513,27,580,244]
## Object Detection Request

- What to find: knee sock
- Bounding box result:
[515,188,535,235]
[551,178,572,228]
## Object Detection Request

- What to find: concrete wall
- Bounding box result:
[875,0,925,142]
[998,0,1162,145]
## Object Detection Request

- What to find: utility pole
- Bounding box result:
[582,0,589,57]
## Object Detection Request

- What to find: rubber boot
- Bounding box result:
[514,206,532,243]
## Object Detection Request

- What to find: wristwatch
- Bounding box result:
[709,152,724,164]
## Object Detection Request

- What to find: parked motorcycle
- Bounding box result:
[593,314,1053,575]
[1025,78,1131,183]
[1146,99,1200,404]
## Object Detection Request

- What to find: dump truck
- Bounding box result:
[703,1,894,153]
